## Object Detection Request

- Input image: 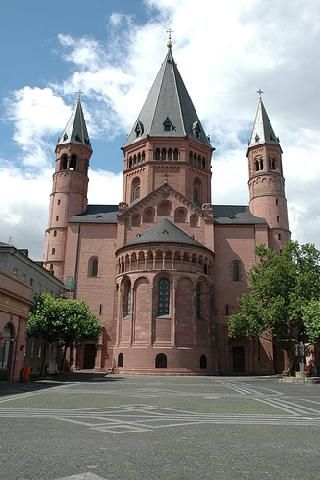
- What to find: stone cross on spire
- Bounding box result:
[167,28,173,49]
[256,88,264,98]
[76,90,84,100]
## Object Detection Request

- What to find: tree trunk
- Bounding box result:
[40,339,48,377]
[59,345,68,374]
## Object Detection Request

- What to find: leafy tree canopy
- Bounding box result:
[28,294,101,346]
[228,241,320,360]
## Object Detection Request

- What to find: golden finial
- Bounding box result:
[167,28,173,49]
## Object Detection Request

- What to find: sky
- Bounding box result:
[1,0,320,259]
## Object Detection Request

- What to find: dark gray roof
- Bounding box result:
[124,47,210,147]
[58,98,91,148]
[69,204,118,223]
[214,205,266,225]
[126,218,205,247]
[0,241,12,247]
[248,97,279,148]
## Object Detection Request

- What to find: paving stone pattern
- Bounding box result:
[1,374,320,480]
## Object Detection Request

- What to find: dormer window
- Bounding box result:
[192,121,201,139]
[134,120,144,138]
[63,133,68,141]
[75,134,81,142]
[163,117,174,132]
[255,134,260,143]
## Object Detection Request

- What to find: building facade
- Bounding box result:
[43,42,290,375]
[0,242,64,381]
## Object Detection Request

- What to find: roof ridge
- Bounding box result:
[148,51,170,136]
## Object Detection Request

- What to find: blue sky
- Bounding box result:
[1,0,320,258]
[0,0,150,171]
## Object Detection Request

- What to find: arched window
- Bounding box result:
[61,154,68,170]
[196,283,201,319]
[189,151,193,164]
[118,353,123,368]
[0,324,14,371]
[142,151,146,162]
[155,148,161,160]
[88,257,98,277]
[255,160,259,171]
[202,157,206,169]
[70,154,77,170]
[123,279,131,317]
[259,159,263,170]
[157,200,172,216]
[129,157,133,168]
[155,353,167,368]
[174,207,187,223]
[161,148,167,161]
[197,155,201,168]
[193,178,202,206]
[168,148,173,161]
[232,260,240,282]
[53,230,57,237]
[173,148,179,160]
[143,207,155,223]
[158,278,170,315]
[200,354,207,369]
[137,152,141,163]
[131,177,141,203]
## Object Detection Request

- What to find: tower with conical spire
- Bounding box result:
[43,97,92,279]
[122,37,213,208]
[247,93,290,248]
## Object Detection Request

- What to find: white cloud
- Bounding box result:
[0,165,122,259]
[3,0,320,255]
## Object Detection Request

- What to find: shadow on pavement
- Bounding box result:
[0,371,123,398]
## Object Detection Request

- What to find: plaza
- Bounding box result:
[1,374,320,479]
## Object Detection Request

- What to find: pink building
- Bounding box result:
[43,42,290,375]
[0,243,63,382]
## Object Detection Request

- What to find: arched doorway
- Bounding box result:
[200,354,207,369]
[155,353,167,368]
[0,324,14,380]
[83,344,96,369]
[118,353,124,368]
[233,346,245,373]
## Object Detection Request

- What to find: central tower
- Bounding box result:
[122,39,214,208]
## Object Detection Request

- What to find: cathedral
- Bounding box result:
[43,39,290,375]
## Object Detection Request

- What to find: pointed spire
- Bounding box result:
[58,97,91,148]
[124,45,210,147]
[248,93,279,148]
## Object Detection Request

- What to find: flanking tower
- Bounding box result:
[43,98,92,279]
[247,92,290,248]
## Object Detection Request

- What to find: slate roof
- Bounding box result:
[58,98,91,147]
[124,47,210,147]
[0,241,12,247]
[125,218,205,247]
[214,205,266,225]
[248,97,279,148]
[68,204,266,226]
[69,205,118,223]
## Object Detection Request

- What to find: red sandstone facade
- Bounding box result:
[43,46,290,375]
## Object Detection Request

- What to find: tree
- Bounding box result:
[28,294,101,375]
[228,241,320,375]
[303,301,320,344]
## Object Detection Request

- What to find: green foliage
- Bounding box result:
[228,241,320,355]
[303,301,320,344]
[28,293,101,346]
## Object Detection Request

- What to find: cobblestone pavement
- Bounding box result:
[1,374,320,480]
